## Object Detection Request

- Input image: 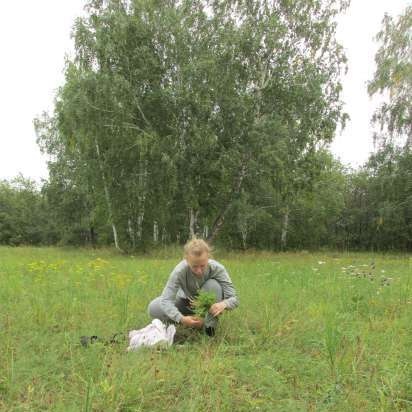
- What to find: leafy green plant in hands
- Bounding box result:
[191,291,216,318]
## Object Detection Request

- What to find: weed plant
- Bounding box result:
[0,247,411,411]
[191,291,216,319]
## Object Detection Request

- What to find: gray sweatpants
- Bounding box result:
[147,278,223,328]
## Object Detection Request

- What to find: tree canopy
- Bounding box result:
[33,0,350,251]
[1,0,403,251]
[368,5,412,146]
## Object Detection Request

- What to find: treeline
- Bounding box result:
[2,144,411,251]
[1,1,410,251]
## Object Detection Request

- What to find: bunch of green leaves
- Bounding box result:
[191,291,216,319]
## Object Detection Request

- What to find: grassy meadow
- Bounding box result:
[0,246,411,411]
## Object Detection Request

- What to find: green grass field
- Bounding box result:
[0,247,411,411]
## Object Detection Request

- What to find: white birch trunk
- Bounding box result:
[238,219,248,250]
[128,218,135,249]
[137,157,148,242]
[137,214,144,241]
[280,205,289,251]
[153,220,159,243]
[95,137,121,251]
[189,208,199,239]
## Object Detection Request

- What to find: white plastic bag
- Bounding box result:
[127,319,176,351]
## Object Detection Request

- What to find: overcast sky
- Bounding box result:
[0,0,409,183]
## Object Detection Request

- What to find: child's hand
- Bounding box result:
[209,301,227,317]
[181,315,204,329]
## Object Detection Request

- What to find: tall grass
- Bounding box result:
[0,246,411,411]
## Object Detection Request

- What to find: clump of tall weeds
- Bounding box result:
[191,291,216,318]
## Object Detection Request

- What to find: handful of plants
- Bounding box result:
[191,291,216,318]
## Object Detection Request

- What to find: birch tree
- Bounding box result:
[368,6,412,146]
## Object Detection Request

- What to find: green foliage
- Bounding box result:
[3,141,412,252]
[4,1,406,253]
[191,290,216,319]
[339,145,412,251]
[34,0,349,250]
[368,6,412,142]
[0,176,57,245]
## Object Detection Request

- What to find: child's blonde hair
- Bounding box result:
[183,238,211,257]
